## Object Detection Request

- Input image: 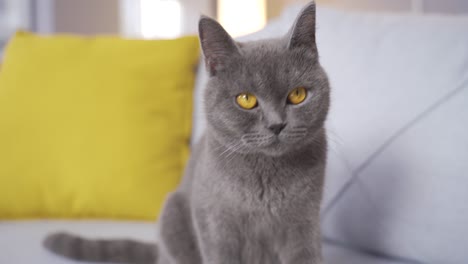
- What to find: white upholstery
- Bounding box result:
[314,6,468,264]
[0,221,155,264]
[0,221,399,264]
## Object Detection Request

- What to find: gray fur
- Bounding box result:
[43,232,157,263]
[44,2,330,263]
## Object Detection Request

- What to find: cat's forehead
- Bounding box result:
[236,38,316,78]
[238,38,287,61]
[226,39,311,94]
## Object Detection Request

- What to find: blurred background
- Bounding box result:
[1,1,468,263]
[1,0,468,57]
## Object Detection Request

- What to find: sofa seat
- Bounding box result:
[0,220,403,264]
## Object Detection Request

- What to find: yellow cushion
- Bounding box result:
[0,32,199,220]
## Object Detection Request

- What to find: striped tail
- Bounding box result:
[43,232,157,264]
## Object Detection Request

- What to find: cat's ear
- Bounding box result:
[287,2,317,53]
[199,16,240,76]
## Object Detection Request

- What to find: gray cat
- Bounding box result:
[44,2,330,264]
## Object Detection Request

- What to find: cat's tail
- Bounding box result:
[43,232,157,264]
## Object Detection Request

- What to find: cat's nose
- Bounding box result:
[268,123,286,135]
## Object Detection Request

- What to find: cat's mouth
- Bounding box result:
[241,133,277,148]
[240,131,306,154]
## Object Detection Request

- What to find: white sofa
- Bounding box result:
[1,4,468,264]
[0,220,401,264]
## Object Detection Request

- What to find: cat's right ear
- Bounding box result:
[198,16,240,76]
[287,2,317,54]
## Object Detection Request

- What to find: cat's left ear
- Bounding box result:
[199,16,241,76]
[287,2,317,53]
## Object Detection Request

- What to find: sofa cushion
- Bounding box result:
[0,32,199,220]
[0,220,403,264]
[311,7,468,264]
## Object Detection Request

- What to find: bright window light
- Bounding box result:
[218,0,266,37]
[140,0,181,39]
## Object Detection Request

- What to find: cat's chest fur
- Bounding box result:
[197,139,324,220]
[236,156,295,211]
[190,138,324,264]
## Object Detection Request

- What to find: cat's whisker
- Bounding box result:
[241,133,273,145]
[241,132,262,139]
[284,133,307,137]
[326,129,344,147]
[244,135,276,146]
[282,133,306,139]
[244,137,271,143]
[218,144,235,157]
[223,144,244,162]
[307,136,328,154]
[292,126,308,130]
[321,129,345,156]
[216,141,244,163]
[211,144,228,152]
[217,142,246,173]
[287,132,307,135]
[289,128,308,132]
[284,132,307,137]
[242,135,266,140]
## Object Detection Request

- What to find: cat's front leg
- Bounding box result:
[159,192,202,264]
[195,209,242,264]
[278,224,322,264]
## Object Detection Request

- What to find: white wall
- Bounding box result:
[119,0,216,38]
[182,0,216,35]
[424,0,468,14]
[278,0,468,14]
[54,0,119,35]
[51,0,216,36]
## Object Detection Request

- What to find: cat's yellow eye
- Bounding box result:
[236,93,258,110]
[287,87,307,105]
